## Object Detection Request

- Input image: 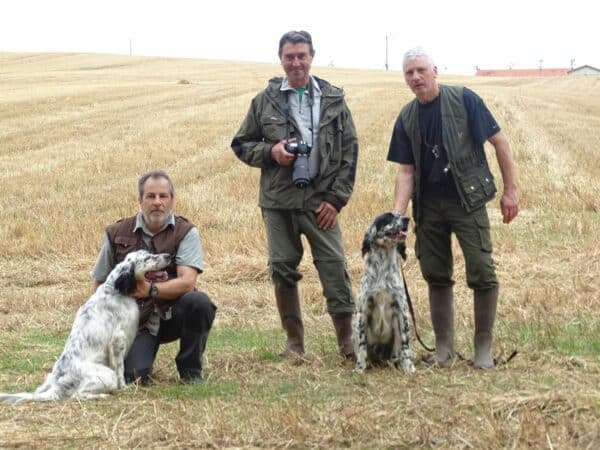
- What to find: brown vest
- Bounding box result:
[106,215,194,279]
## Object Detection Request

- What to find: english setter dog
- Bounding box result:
[352,212,415,373]
[0,250,171,403]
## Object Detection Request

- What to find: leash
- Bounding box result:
[494,350,518,366]
[401,266,435,353]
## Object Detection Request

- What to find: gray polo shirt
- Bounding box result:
[90,212,204,334]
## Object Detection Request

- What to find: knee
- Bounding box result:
[466,261,498,290]
[179,291,217,325]
[271,261,302,288]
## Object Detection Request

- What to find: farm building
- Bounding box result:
[568,65,600,76]
[476,65,600,77]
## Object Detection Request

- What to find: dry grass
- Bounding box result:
[0,52,598,449]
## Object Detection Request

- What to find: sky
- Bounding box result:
[1,0,598,75]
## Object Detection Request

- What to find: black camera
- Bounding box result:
[285,140,311,189]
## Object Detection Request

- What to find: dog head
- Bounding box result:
[113,250,172,295]
[361,212,410,259]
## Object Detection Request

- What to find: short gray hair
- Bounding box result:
[138,170,175,198]
[278,30,315,57]
[402,47,436,71]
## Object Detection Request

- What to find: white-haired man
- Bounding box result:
[387,47,518,368]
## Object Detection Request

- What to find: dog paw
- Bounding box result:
[352,364,366,374]
[394,358,416,373]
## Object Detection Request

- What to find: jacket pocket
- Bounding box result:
[320,130,340,178]
[327,130,340,164]
[260,115,287,143]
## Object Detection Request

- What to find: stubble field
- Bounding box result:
[0,52,598,448]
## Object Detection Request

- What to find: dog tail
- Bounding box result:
[0,388,60,404]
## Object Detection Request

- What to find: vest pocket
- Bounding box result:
[113,236,140,262]
[459,173,496,208]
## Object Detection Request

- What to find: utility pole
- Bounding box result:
[385,35,389,71]
[129,39,132,56]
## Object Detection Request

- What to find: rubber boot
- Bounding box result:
[274,284,305,355]
[331,314,355,359]
[428,285,455,365]
[473,286,498,369]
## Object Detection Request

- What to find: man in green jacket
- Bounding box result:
[388,47,519,369]
[231,30,359,358]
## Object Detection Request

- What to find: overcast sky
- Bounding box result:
[1,0,597,75]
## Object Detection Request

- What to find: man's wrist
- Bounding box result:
[149,281,158,299]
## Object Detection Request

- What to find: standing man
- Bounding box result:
[91,170,217,384]
[231,31,359,358]
[387,47,518,369]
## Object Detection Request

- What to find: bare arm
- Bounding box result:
[488,131,519,224]
[393,164,415,214]
[131,265,198,304]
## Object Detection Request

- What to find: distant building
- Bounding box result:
[475,68,570,77]
[568,65,600,76]
[475,65,600,77]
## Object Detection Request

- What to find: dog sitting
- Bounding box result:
[352,212,415,373]
[0,250,171,403]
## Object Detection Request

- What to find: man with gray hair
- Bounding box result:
[387,47,518,368]
[91,170,216,384]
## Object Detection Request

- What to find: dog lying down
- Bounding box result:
[0,250,171,404]
[352,212,415,373]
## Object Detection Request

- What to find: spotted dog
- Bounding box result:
[352,212,415,373]
[0,250,171,403]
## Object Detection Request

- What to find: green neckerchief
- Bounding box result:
[295,87,307,102]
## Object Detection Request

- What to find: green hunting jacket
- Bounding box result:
[231,76,358,212]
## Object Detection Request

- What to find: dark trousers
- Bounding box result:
[124,291,216,381]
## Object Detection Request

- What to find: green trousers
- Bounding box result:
[415,193,498,289]
[262,208,355,317]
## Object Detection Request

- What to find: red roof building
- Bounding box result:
[475,68,571,77]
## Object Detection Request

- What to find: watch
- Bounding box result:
[149,281,158,300]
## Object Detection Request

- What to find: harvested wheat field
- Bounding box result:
[0,52,598,449]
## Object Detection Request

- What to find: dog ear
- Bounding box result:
[114,264,137,295]
[397,242,407,260]
[362,226,375,257]
[361,236,371,256]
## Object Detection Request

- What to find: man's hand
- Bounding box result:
[500,188,519,224]
[132,278,151,299]
[316,201,338,230]
[271,140,295,166]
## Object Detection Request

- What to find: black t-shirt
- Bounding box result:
[387,87,500,194]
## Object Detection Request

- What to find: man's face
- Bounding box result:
[404,56,438,101]
[139,177,174,231]
[280,42,313,88]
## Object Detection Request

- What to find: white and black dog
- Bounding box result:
[352,212,415,373]
[0,250,171,403]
